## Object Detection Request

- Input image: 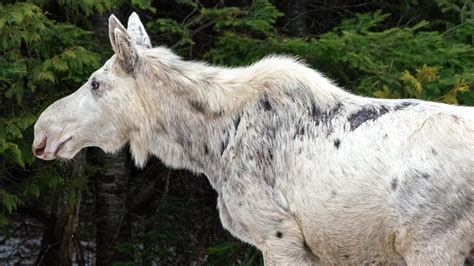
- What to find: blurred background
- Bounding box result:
[0,0,473,265]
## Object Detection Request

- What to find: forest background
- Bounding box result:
[1,0,474,265]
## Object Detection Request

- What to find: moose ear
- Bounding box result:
[109,15,139,71]
[113,28,139,71]
[127,12,151,48]
[108,14,127,53]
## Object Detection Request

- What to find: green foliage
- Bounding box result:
[202,10,474,105]
[0,2,102,228]
[34,0,123,18]
[207,241,263,266]
[315,14,473,103]
[147,18,194,48]
[146,0,282,55]
[200,0,283,36]
[131,0,156,13]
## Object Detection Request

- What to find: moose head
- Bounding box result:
[32,13,156,165]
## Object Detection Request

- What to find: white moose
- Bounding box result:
[33,13,473,265]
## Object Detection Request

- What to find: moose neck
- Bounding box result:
[127,50,247,187]
[133,90,240,189]
[159,105,237,189]
[130,49,355,189]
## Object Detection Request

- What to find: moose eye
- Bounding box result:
[91,81,100,90]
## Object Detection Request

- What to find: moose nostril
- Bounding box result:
[33,138,47,157]
[34,146,45,156]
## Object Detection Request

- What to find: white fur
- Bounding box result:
[33,13,474,265]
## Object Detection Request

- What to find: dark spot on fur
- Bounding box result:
[310,103,321,123]
[204,145,209,155]
[260,97,272,111]
[452,115,460,121]
[465,248,474,264]
[391,178,398,190]
[263,173,275,187]
[299,126,305,135]
[400,169,473,235]
[348,105,390,131]
[412,170,430,180]
[379,105,389,114]
[431,148,438,156]
[220,141,227,156]
[233,115,241,132]
[310,102,343,126]
[212,110,224,117]
[334,139,341,149]
[220,130,230,156]
[344,255,350,259]
[331,190,337,198]
[294,123,305,139]
[276,231,283,238]
[384,134,388,139]
[395,102,417,111]
[189,100,205,113]
[332,102,343,113]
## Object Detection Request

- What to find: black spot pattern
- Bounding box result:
[334,139,341,149]
[348,105,389,131]
[391,178,398,190]
[395,102,417,111]
[310,102,343,126]
[189,100,205,113]
[260,97,272,111]
[220,130,230,156]
[233,115,241,133]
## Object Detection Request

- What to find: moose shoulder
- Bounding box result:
[33,13,474,265]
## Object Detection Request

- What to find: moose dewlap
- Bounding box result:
[33,13,473,265]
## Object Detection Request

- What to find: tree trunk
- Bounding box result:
[35,150,86,266]
[285,0,307,36]
[88,11,134,265]
[94,148,131,265]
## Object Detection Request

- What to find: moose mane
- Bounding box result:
[138,47,359,118]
